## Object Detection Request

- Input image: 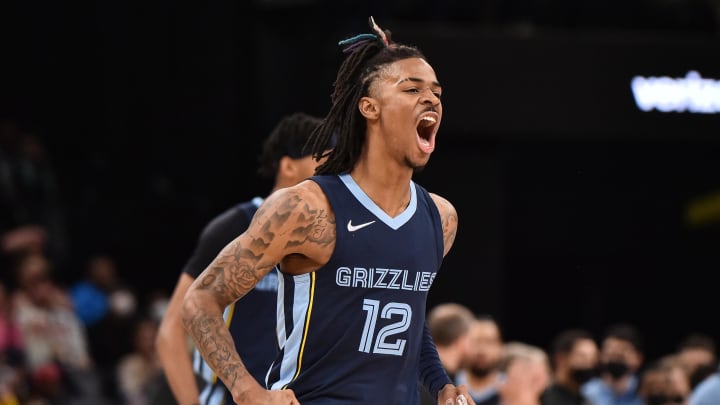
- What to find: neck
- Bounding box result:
[350,161,413,218]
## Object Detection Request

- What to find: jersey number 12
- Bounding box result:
[358,299,412,356]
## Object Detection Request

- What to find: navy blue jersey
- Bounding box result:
[267,174,444,405]
[188,197,279,404]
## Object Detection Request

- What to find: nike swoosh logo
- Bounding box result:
[347,220,376,232]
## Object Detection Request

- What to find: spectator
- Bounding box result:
[581,323,645,405]
[639,355,691,405]
[455,315,506,405]
[70,254,138,403]
[498,341,551,405]
[420,302,475,405]
[0,282,23,405]
[675,333,717,390]
[0,282,23,367]
[116,317,162,405]
[541,328,599,405]
[70,255,136,327]
[9,250,104,404]
[689,365,720,405]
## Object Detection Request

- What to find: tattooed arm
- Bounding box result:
[430,193,458,257]
[181,181,330,405]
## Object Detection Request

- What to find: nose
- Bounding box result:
[420,88,440,106]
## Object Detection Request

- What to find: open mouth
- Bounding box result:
[416,113,438,152]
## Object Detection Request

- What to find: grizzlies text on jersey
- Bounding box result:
[266,174,445,405]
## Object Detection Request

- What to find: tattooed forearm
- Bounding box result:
[194,197,301,305]
[196,241,270,306]
[181,293,249,392]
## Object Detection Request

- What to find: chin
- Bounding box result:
[406,155,431,171]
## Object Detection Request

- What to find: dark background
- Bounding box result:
[3,0,720,361]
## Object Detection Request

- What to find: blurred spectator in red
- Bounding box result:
[0,282,23,405]
[0,282,23,367]
[9,250,108,404]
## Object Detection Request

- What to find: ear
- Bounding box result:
[358,96,379,120]
[277,156,296,178]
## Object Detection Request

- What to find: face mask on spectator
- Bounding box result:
[570,366,597,384]
[603,360,630,379]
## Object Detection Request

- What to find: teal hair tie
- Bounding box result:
[338,34,377,47]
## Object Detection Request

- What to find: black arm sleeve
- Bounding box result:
[419,320,453,399]
[180,204,253,278]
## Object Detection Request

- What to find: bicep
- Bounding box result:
[192,190,307,305]
[191,231,281,307]
[430,193,458,257]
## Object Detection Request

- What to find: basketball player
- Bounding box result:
[156,112,326,405]
[182,17,473,405]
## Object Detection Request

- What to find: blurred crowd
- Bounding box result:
[2,119,719,405]
[0,250,172,405]
[1,120,173,404]
[421,303,719,405]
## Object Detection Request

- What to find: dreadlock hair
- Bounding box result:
[309,17,427,175]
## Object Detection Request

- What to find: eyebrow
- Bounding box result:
[397,77,442,88]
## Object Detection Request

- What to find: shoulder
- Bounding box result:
[252,180,334,243]
[691,373,720,404]
[429,193,457,219]
[259,179,330,216]
[580,378,603,395]
[251,180,335,271]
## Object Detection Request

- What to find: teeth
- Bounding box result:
[421,116,436,123]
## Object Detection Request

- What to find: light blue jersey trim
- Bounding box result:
[338,173,417,230]
[270,273,312,390]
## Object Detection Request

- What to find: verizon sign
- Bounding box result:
[631,71,720,114]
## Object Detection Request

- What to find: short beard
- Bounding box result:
[468,366,495,378]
